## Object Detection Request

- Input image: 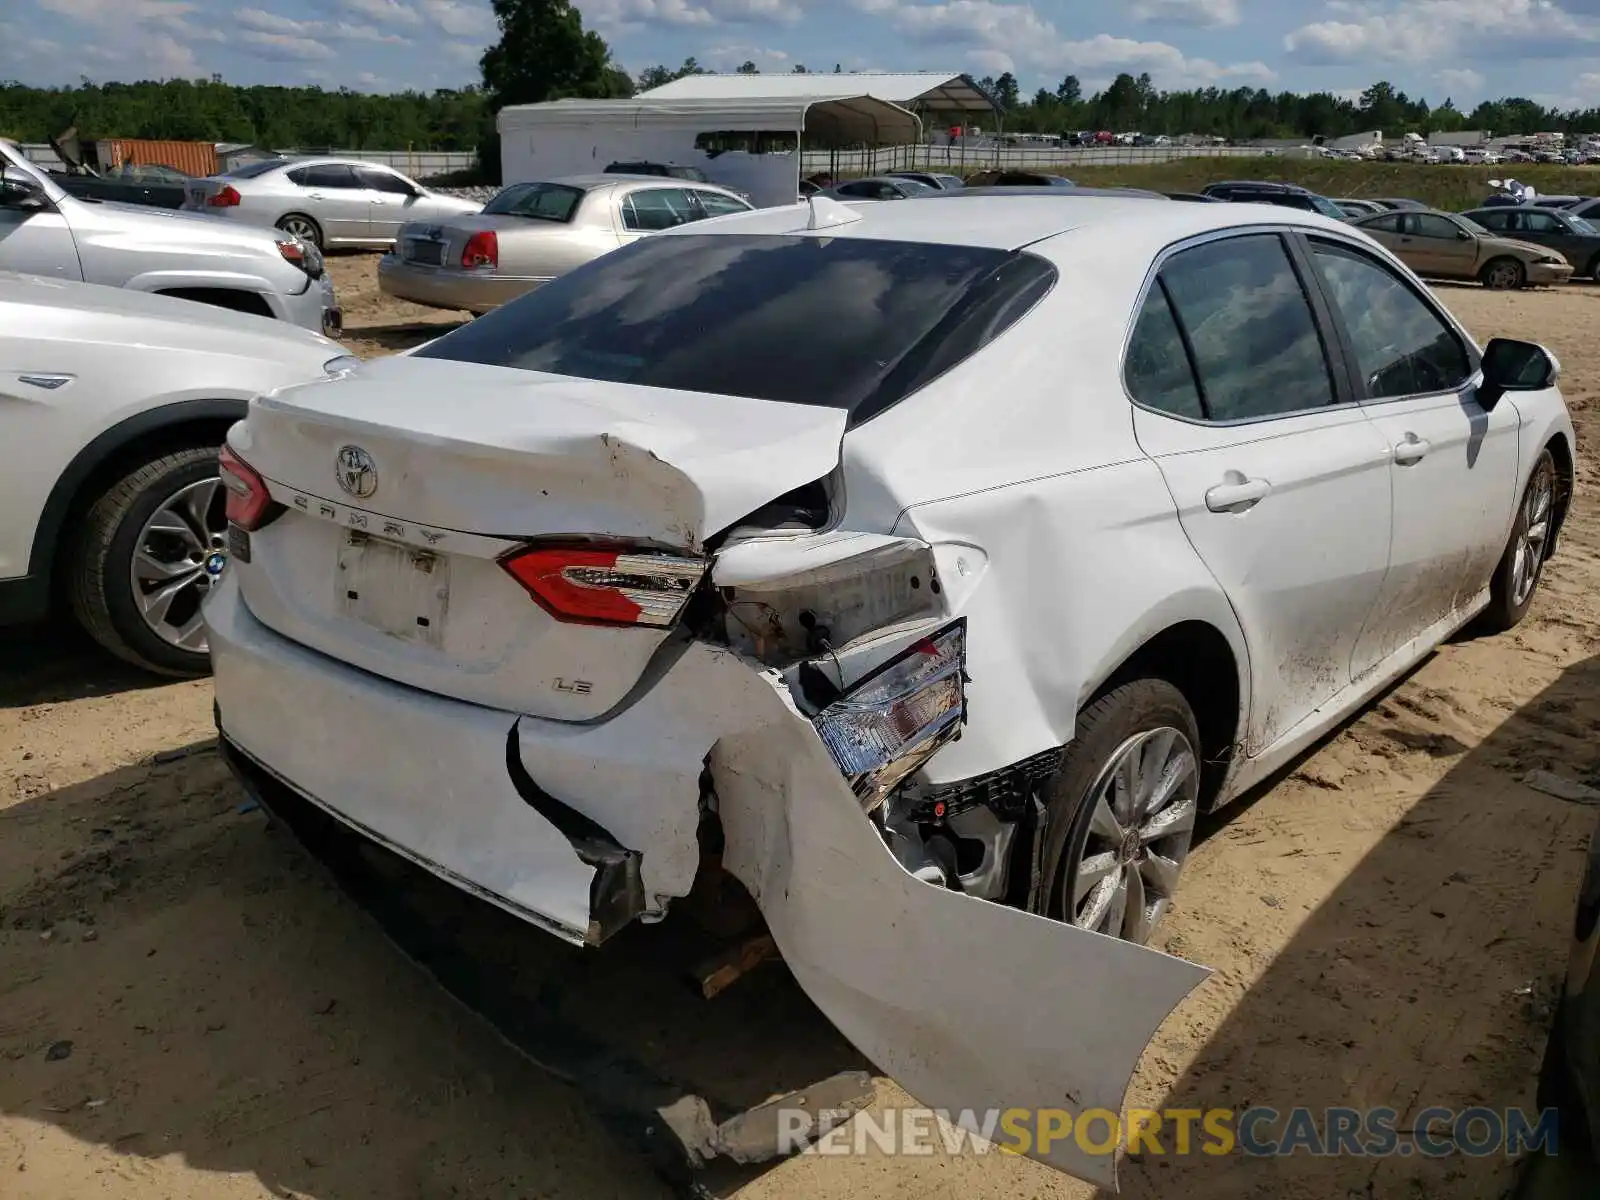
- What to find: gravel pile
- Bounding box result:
[432,185,499,204]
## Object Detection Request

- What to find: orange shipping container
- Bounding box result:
[98,139,219,178]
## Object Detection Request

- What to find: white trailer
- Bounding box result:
[497,94,921,209]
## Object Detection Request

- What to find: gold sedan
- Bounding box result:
[1349,208,1574,289]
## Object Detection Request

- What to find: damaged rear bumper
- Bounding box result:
[207,572,1209,1187]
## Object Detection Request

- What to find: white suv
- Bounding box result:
[206,195,1574,1186]
[0,273,352,674]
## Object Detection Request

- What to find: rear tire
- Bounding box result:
[276,213,323,249]
[1586,253,1600,282]
[1480,257,1526,290]
[67,447,228,678]
[1035,679,1201,946]
[1480,449,1557,633]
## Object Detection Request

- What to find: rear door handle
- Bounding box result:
[1204,477,1271,513]
[1393,434,1431,465]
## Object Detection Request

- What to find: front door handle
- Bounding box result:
[1204,476,1271,513]
[1393,433,1431,465]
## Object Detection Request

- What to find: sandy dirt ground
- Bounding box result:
[2,256,1598,1200]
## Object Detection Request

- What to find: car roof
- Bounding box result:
[525,173,736,192]
[918,185,1167,200]
[281,157,403,171]
[1205,180,1310,193]
[659,193,1356,253]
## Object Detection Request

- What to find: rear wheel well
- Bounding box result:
[47,418,237,597]
[1095,621,1241,809]
[156,287,274,319]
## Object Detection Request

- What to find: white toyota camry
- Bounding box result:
[207,194,1575,1185]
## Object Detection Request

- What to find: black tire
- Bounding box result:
[1034,678,1201,945]
[67,446,224,678]
[1481,449,1558,633]
[275,213,323,249]
[1480,256,1527,290]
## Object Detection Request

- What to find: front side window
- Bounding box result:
[1156,234,1337,421]
[415,234,1057,426]
[1310,241,1472,400]
[357,167,416,195]
[1411,214,1461,240]
[622,188,697,231]
[1523,211,1562,233]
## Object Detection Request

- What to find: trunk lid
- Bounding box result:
[397,214,563,269]
[229,356,846,719]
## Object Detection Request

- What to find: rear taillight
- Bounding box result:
[208,185,241,207]
[461,230,497,269]
[218,445,274,532]
[499,544,706,627]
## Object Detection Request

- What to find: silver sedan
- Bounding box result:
[181,157,482,250]
[378,174,753,313]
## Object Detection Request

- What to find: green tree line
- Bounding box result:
[0,78,488,149]
[981,73,1600,140]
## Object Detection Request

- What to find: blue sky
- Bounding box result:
[4,0,1600,110]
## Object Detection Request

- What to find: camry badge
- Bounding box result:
[335,445,378,499]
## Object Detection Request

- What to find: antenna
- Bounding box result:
[806,194,863,230]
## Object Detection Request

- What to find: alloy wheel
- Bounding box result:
[129,477,229,654]
[1068,726,1200,944]
[1512,462,1555,608]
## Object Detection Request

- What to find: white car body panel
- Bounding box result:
[207,196,1578,1188]
[0,271,339,591]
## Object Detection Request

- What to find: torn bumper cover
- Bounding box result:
[207,572,1209,1187]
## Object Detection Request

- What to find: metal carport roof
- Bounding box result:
[636,72,995,117]
[497,94,922,146]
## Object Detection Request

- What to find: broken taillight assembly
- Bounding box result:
[499,544,707,627]
[218,444,275,532]
[460,230,498,269]
[207,185,241,207]
[813,619,968,811]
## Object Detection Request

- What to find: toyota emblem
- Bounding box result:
[335,445,378,499]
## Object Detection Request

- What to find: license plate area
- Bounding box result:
[337,531,449,648]
[406,239,445,266]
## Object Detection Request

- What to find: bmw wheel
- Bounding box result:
[68,446,229,677]
[1036,679,1201,945]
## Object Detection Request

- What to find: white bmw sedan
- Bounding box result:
[206,195,1575,1185]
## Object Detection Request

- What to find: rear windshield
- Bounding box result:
[482,182,585,221]
[416,233,1057,425]
[222,160,286,179]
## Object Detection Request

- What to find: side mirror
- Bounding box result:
[1457,229,1471,240]
[1478,337,1560,411]
[0,163,50,212]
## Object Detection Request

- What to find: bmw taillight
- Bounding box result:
[498,544,706,627]
[218,444,275,532]
[461,230,498,269]
[208,185,241,207]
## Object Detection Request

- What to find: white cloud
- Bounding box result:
[36,0,222,74]
[859,1,1274,89]
[1285,0,1600,65]
[330,0,425,26]
[238,29,339,59]
[1433,67,1485,96]
[702,43,790,67]
[418,0,497,36]
[1128,0,1241,27]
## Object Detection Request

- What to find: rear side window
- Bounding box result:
[288,164,359,189]
[483,182,585,221]
[1362,213,1403,233]
[1474,209,1513,231]
[693,189,751,217]
[416,234,1057,425]
[1125,284,1204,419]
[623,188,697,231]
[1149,234,1336,421]
[222,160,286,179]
